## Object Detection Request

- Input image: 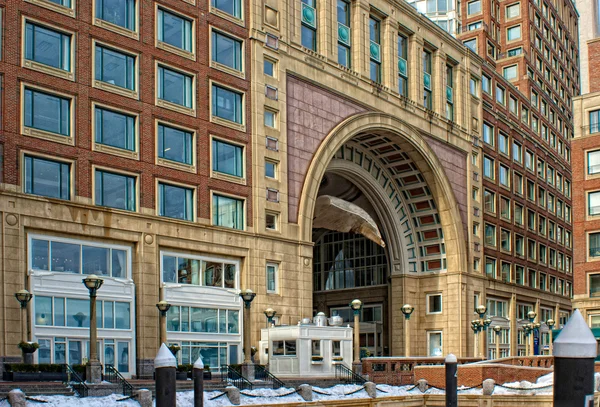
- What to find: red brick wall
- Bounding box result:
[414,364,552,388]
[589,40,600,94]
[0,0,253,223]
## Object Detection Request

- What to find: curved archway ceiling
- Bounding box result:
[328,132,447,273]
[313,195,386,247]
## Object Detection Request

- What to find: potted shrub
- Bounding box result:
[176,364,190,381]
[332,356,344,363]
[5,363,66,382]
[18,342,39,365]
[168,345,181,356]
[311,356,323,364]
[203,365,211,380]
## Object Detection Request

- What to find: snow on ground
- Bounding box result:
[0,373,595,407]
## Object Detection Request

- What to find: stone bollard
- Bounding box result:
[297,384,313,401]
[553,310,597,407]
[155,343,177,407]
[482,379,495,396]
[7,389,26,407]
[364,381,377,398]
[193,355,204,407]
[417,379,428,393]
[135,389,152,407]
[445,354,457,407]
[225,385,240,405]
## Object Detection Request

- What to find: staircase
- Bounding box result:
[0,382,75,398]
[128,378,225,397]
[220,365,287,390]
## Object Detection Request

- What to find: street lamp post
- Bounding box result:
[523,323,532,356]
[470,320,480,357]
[264,308,277,366]
[493,325,502,359]
[156,300,172,347]
[527,310,537,356]
[83,274,104,383]
[546,319,555,355]
[472,305,491,358]
[15,290,33,364]
[240,289,256,381]
[401,304,414,357]
[350,299,362,374]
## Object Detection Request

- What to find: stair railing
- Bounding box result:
[63,364,89,398]
[220,365,253,390]
[334,363,367,385]
[254,364,286,389]
[104,364,134,397]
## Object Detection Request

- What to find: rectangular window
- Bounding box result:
[266,262,278,293]
[427,294,442,314]
[483,123,494,146]
[446,65,454,121]
[503,65,518,80]
[506,3,520,17]
[337,0,351,68]
[212,84,243,124]
[588,150,600,175]
[500,196,511,220]
[464,39,477,52]
[264,109,276,128]
[427,331,442,356]
[499,164,510,188]
[468,0,481,14]
[213,194,244,230]
[212,30,242,71]
[158,8,193,52]
[470,77,479,96]
[212,0,242,19]
[484,223,496,247]
[513,142,522,163]
[507,25,521,41]
[590,233,600,258]
[509,95,517,115]
[212,139,243,178]
[301,0,317,51]
[485,257,496,278]
[157,124,193,165]
[423,51,432,109]
[95,107,135,151]
[157,66,193,108]
[484,189,496,213]
[398,34,408,96]
[525,150,534,171]
[369,17,381,83]
[483,156,494,179]
[24,87,71,136]
[590,110,600,134]
[25,22,71,72]
[482,74,491,94]
[515,203,523,226]
[266,212,278,230]
[495,85,505,105]
[591,275,600,297]
[498,132,509,155]
[264,58,275,77]
[24,155,70,200]
[161,252,237,288]
[158,182,194,221]
[265,160,277,179]
[95,170,136,211]
[96,0,136,31]
[589,191,600,216]
[515,234,524,255]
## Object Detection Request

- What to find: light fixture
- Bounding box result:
[401,304,415,320]
[475,305,487,318]
[493,325,502,333]
[240,289,256,308]
[527,310,537,322]
[15,289,32,308]
[156,301,172,316]
[350,299,363,312]
[546,318,555,328]
[82,274,104,296]
[264,308,277,320]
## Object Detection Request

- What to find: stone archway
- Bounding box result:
[299,112,469,356]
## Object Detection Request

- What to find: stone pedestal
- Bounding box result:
[85,360,102,384]
[22,352,34,365]
[352,361,362,376]
[241,362,255,381]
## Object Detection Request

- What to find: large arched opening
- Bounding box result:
[299,113,468,356]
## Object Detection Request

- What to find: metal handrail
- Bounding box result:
[63,364,89,398]
[254,364,286,389]
[220,365,253,390]
[334,363,366,385]
[104,364,133,397]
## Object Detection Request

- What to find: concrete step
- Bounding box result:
[0,382,75,398]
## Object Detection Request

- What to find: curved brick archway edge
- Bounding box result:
[297,112,468,275]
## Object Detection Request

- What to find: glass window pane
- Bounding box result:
[96,0,135,30]
[163,255,177,283]
[191,308,218,333]
[51,241,80,273]
[159,183,194,221]
[158,124,193,165]
[212,31,242,71]
[54,297,65,326]
[25,156,70,200]
[167,306,180,331]
[24,88,70,136]
[25,23,71,71]
[117,342,129,372]
[104,301,114,329]
[203,262,223,287]
[67,298,89,327]
[95,46,135,90]
[211,0,241,18]
[95,107,135,151]
[115,302,131,329]
[95,170,136,211]
[213,195,243,229]
[158,66,193,108]
[35,296,53,326]
[105,343,115,367]
[212,140,243,177]
[111,249,126,278]
[38,339,51,364]
[68,340,82,365]
[228,310,239,333]
[159,9,192,52]
[31,239,49,270]
[224,264,236,288]
[212,85,242,124]
[82,246,109,276]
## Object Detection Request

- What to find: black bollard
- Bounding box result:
[445,353,458,407]
[193,355,204,407]
[155,343,177,407]
[553,310,597,407]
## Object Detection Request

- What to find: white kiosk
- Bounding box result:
[258,313,353,377]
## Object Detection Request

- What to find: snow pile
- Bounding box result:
[0,393,140,407]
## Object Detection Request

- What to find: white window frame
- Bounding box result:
[266,262,279,294]
[426,293,442,314]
